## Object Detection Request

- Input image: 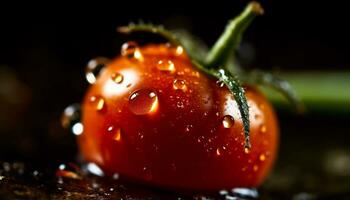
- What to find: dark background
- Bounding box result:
[0,1,349,192]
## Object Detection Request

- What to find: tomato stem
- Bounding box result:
[205,1,264,72]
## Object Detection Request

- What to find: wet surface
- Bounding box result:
[1,158,350,200]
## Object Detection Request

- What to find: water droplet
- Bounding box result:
[184,124,193,133]
[113,128,122,141]
[222,115,235,128]
[111,72,124,84]
[89,96,105,111]
[175,46,184,55]
[254,114,261,120]
[121,41,143,61]
[72,122,84,136]
[241,166,247,171]
[197,136,204,143]
[259,154,266,161]
[142,166,152,180]
[129,89,159,115]
[216,80,225,87]
[157,59,175,73]
[85,163,104,177]
[56,163,82,180]
[107,125,114,132]
[61,104,81,129]
[173,79,187,92]
[244,147,250,154]
[112,173,119,180]
[85,57,109,84]
[260,125,267,133]
[253,165,259,171]
[216,148,221,156]
[176,101,184,108]
[138,132,144,139]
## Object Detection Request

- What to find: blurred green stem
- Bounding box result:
[262,71,350,113]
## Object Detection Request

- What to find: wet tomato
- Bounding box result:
[78,43,279,191]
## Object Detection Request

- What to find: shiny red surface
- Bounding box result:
[79,44,279,191]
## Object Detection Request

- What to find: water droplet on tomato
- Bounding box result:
[142,166,152,180]
[72,122,83,136]
[89,96,105,111]
[107,125,114,132]
[111,72,124,84]
[175,46,184,55]
[216,80,225,87]
[121,41,143,61]
[85,163,104,177]
[253,165,259,171]
[129,89,159,115]
[157,59,175,73]
[222,115,234,128]
[113,128,122,141]
[254,114,261,120]
[259,154,266,161]
[173,79,187,92]
[112,173,119,180]
[260,125,267,133]
[61,104,81,129]
[244,147,250,154]
[184,124,193,133]
[85,57,109,84]
[176,101,184,108]
[56,163,82,180]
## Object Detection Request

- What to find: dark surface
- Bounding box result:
[0,1,350,199]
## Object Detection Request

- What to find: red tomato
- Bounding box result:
[78,44,279,191]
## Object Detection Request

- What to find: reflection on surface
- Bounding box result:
[103,69,139,97]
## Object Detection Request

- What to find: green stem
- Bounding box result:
[205,1,264,71]
[262,71,350,113]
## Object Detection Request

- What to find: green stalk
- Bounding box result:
[205,1,264,71]
[262,71,350,113]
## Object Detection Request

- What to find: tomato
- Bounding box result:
[78,43,279,191]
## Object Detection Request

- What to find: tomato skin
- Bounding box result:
[79,44,279,191]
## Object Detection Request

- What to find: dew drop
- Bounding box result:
[56,163,82,180]
[72,122,84,136]
[184,124,193,133]
[260,125,267,133]
[121,41,143,61]
[85,57,109,84]
[89,96,106,111]
[142,166,152,180]
[61,104,81,129]
[222,115,235,128]
[157,59,175,73]
[113,128,122,141]
[85,163,104,177]
[173,79,187,92]
[216,148,222,156]
[253,165,259,172]
[111,72,124,84]
[254,114,261,120]
[129,89,159,115]
[259,154,266,161]
[175,46,184,55]
[244,147,250,154]
[107,125,114,132]
[216,80,225,87]
[176,101,184,108]
[112,173,119,180]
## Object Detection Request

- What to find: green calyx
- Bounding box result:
[118,1,303,149]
